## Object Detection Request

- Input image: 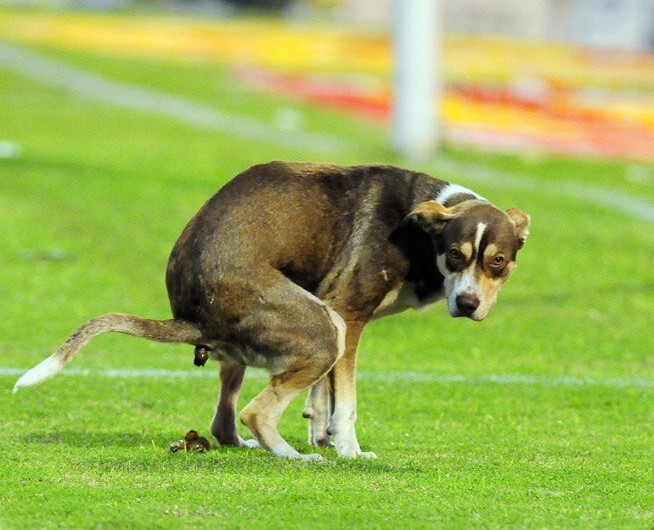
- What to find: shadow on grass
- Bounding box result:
[22,430,408,472]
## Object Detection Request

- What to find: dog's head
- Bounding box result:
[407,198,530,321]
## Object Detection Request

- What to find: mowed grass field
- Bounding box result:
[1,35,654,528]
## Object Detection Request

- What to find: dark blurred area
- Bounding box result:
[218,0,294,10]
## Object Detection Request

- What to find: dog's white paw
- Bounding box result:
[333,430,376,459]
[296,453,327,462]
[338,448,377,459]
[239,437,261,449]
[277,450,326,462]
[334,435,377,459]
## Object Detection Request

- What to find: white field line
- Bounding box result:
[0,43,345,153]
[1,366,652,389]
[432,157,654,223]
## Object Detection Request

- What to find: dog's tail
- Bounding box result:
[13,314,204,393]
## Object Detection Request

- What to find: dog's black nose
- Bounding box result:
[456,294,480,315]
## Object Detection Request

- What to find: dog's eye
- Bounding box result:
[491,255,505,268]
[450,248,464,262]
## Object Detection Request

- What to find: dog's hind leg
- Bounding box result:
[210,362,259,448]
[237,287,346,459]
[240,354,338,460]
[303,374,334,448]
[205,269,345,459]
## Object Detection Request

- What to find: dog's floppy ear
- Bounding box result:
[405,200,456,234]
[506,206,530,248]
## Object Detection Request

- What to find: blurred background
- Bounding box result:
[17,0,654,49]
[2,0,654,162]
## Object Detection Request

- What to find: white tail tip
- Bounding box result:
[13,355,65,393]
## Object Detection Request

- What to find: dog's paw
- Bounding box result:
[335,440,377,459]
[239,437,261,449]
[296,453,327,462]
[274,448,326,462]
[338,449,377,459]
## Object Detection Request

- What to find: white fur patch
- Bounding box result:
[13,355,65,393]
[449,222,486,304]
[435,183,487,205]
[324,305,347,361]
[304,291,346,361]
[473,222,487,255]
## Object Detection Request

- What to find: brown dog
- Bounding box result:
[14,162,530,460]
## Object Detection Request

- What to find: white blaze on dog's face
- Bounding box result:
[409,199,530,321]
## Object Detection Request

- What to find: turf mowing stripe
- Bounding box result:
[0,43,345,153]
[431,157,654,222]
[2,367,652,389]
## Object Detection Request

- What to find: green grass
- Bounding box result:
[1,37,653,529]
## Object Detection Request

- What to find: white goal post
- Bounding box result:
[391,0,441,161]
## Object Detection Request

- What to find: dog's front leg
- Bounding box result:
[328,320,377,459]
[303,375,334,447]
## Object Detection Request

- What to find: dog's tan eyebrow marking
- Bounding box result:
[460,242,473,260]
[484,243,498,259]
